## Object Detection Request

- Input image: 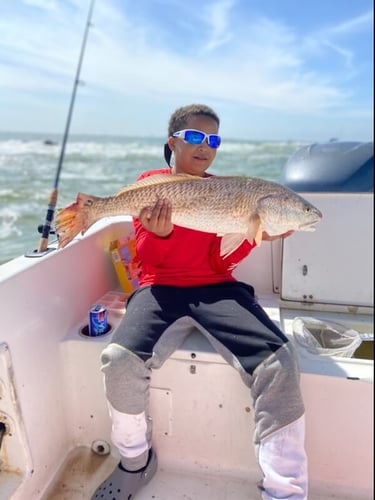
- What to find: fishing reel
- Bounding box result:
[37,224,56,235]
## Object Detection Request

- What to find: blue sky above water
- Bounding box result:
[0,0,373,142]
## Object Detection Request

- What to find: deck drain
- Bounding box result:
[92,440,111,455]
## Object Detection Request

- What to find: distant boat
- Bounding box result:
[43,139,58,146]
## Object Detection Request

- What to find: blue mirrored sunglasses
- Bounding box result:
[172,129,221,149]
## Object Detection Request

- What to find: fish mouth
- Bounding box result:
[299,217,322,231]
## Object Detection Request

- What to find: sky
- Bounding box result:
[0,0,373,142]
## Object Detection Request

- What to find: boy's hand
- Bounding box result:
[139,199,173,238]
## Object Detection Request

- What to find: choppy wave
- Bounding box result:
[0,132,307,264]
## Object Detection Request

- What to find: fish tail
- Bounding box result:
[55,193,99,248]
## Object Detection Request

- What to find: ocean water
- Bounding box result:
[0,131,306,264]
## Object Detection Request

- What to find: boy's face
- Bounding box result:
[168,115,219,177]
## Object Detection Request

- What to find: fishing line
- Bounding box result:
[30,0,96,256]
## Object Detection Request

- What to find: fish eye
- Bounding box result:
[304,206,311,213]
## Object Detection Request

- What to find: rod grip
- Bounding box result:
[37,188,58,252]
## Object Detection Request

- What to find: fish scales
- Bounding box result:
[114,176,264,234]
[73,176,257,233]
[55,174,322,252]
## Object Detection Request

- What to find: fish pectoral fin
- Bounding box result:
[246,214,263,246]
[254,223,264,246]
[220,233,246,258]
[220,216,263,257]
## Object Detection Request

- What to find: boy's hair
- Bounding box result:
[167,104,220,136]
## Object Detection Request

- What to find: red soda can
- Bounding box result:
[89,304,108,336]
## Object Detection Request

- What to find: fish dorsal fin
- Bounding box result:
[116,174,203,196]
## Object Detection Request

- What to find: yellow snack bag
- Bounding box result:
[110,235,140,293]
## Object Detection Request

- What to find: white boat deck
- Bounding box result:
[38,289,372,500]
[42,446,370,500]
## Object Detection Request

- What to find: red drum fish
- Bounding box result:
[55,174,322,256]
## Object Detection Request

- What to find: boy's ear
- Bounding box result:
[168,136,175,151]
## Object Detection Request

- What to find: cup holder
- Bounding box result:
[79,324,112,338]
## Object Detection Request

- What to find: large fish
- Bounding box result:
[55,174,322,255]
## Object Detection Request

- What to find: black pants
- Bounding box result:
[111,281,288,375]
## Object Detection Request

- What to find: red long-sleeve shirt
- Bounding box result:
[134,168,256,287]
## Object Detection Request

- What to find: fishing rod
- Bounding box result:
[33,0,96,255]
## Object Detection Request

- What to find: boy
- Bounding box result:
[92,104,307,500]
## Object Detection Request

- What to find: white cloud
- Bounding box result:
[327,10,373,36]
[22,0,58,10]
[81,4,350,112]
[201,0,235,52]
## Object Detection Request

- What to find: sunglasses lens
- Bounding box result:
[174,130,221,148]
[208,135,221,148]
[184,130,205,144]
